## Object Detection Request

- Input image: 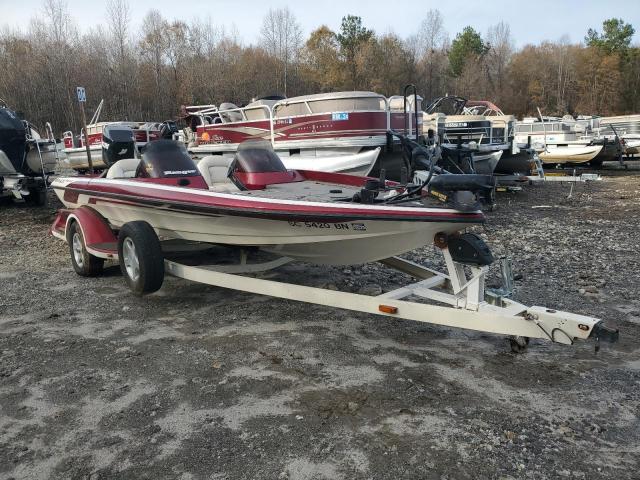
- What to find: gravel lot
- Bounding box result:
[1,167,639,480]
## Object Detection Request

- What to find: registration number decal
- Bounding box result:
[288,221,367,231]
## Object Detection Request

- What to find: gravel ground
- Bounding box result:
[1,167,639,480]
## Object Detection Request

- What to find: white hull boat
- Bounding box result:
[190,146,380,177]
[539,144,603,164]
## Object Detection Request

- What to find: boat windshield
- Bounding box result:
[140,140,199,178]
[233,141,287,173]
[425,96,466,115]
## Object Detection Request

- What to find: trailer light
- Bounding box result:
[578,324,590,331]
[379,305,398,314]
[434,232,448,249]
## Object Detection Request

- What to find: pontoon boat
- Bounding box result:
[181,91,422,176]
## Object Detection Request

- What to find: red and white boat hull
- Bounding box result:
[51,176,482,265]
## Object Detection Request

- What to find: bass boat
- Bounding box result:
[49,135,618,352]
[52,138,490,265]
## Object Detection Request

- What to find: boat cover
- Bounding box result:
[0,107,27,175]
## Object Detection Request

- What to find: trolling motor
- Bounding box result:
[102,124,136,168]
[385,129,496,211]
[428,173,496,211]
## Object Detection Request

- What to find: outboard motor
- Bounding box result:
[0,107,27,175]
[160,120,179,139]
[102,124,135,168]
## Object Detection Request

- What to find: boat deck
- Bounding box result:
[234,180,438,207]
[236,181,361,202]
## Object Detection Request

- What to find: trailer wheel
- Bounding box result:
[589,158,604,169]
[26,188,47,206]
[67,221,104,276]
[509,336,530,353]
[117,221,164,296]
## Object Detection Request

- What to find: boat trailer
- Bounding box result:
[162,244,617,353]
[51,208,619,353]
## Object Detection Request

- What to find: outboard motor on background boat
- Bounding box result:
[102,124,135,168]
[160,120,179,139]
[0,107,27,175]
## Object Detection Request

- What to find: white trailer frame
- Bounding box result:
[161,245,614,350]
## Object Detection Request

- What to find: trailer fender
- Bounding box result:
[51,207,118,259]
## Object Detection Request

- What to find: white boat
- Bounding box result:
[423,96,527,174]
[515,118,605,164]
[538,144,603,163]
[51,139,489,266]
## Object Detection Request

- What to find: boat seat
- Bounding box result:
[106,158,141,179]
[197,156,239,192]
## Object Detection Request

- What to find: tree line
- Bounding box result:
[0,0,638,135]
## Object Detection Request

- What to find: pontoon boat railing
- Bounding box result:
[188,95,407,148]
[442,118,513,147]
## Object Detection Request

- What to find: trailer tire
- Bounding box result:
[67,221,104,276]
[117,221,164,296]
[589,158,604,169]
[509,336,530,353]
[26,188,47,206]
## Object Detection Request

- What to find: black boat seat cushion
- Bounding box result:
[106,158,141,179]
[197,156,239,192]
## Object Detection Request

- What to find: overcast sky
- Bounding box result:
[1,0,639,47]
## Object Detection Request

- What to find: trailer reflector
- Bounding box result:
[379,305,398,314]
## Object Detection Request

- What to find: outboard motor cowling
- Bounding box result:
[102,125,135,168]
[160,121,179,139]
[0,107,27,175]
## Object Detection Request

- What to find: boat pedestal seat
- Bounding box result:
[106,158,141,179]
[197,155,239,193]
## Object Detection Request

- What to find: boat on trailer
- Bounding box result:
[181,90,423,176]
[422,96,531,175]
[49,137,618,352]
[515,117,607,165]
[599,114,640,157]
[1,103,61,205]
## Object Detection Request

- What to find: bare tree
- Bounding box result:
[486,21,514,101]
[408,9,449,100]
[106,0,133,118]
[260,7,302,96]
[409,9,447,59]
[554,35,574,113]
[140,10,168,117]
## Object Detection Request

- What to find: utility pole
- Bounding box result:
[76,87,94,174]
